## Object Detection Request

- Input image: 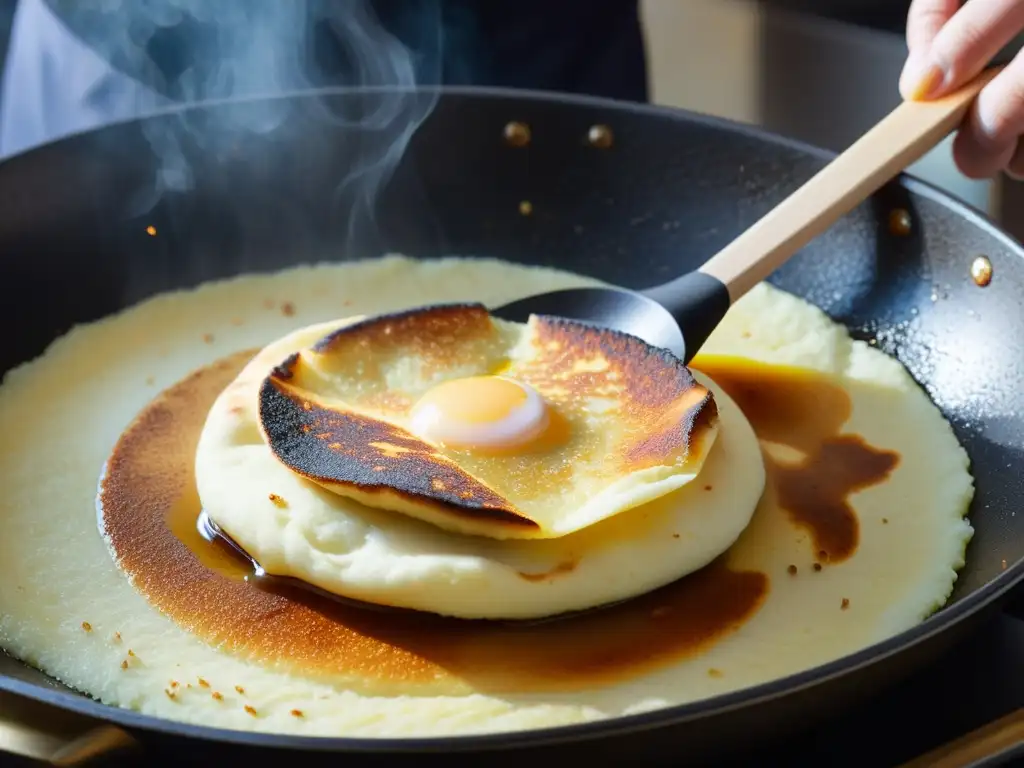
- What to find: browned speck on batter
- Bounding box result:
[290,709,304,718]
[113,632,121,642]
[81,621,92,632]
[787,565,797,575]
[268,493,287,508]
[281,301,296,317]
[707,668,724,678]
[244,705,258,717]
[235,685,245,694]
[202,333,214,344]
[841,598,850,610]
[212,691,223,701]
[120,660,128,670]
[198,677,210,688]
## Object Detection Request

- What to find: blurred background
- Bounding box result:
[0,0,1019,241]
[642,0,1004,223]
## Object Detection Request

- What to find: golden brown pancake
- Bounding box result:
[258,303,718,539]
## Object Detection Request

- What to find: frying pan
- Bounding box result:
[1,85,1024,766]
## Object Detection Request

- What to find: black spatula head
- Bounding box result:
[493,272,730,364]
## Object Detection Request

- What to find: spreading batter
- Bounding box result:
[0,255,973,737]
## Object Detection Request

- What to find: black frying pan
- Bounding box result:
[1,86,1023,766]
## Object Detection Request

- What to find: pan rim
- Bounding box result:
[1,84,1022,752]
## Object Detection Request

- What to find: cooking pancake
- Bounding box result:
[248,305,719,540]
[192,313,758,619]
[0,256,972,738]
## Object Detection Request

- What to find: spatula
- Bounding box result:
[495,67,1002,362]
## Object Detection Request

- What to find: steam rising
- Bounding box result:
[95,0,442,232]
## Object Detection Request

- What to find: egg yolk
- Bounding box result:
[409,375,551,452]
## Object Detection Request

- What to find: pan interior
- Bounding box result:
[0,88,1020,725]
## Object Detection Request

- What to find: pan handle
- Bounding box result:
[0,689,141,765]
[897,708,1024,768]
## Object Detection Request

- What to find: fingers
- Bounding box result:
[953,51,1024,177]
[900,0,1024,100]
[905,0,960,52]
[900,0,961,99]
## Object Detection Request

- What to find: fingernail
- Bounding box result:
[900,53,945,101]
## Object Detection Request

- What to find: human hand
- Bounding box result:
[900,0,1024,179]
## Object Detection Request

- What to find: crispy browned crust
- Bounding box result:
[258,303,718,529]
[312,302,494,359]
[521,314,718,468]
[258,375,538,530]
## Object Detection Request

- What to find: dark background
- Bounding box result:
[0,0,912,112]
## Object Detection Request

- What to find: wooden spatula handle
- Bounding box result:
[897,707,1024,768]
[699,66,1003,302]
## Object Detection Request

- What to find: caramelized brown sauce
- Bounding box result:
[102,351,766,695]
[102,349,899,695]
[693,355,901,563]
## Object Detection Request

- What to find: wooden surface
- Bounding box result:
[899,709,1024,768]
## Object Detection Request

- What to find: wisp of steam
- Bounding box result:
[91,0,443,243]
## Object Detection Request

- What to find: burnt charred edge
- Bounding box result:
[310,302,492,354]
[682,388,720,455]
[623,385,719,466]
[532,312,709,416]
[257,378,538,529]
[686,387,719,437]
[269,351,301,381]
[532,312,693,370]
